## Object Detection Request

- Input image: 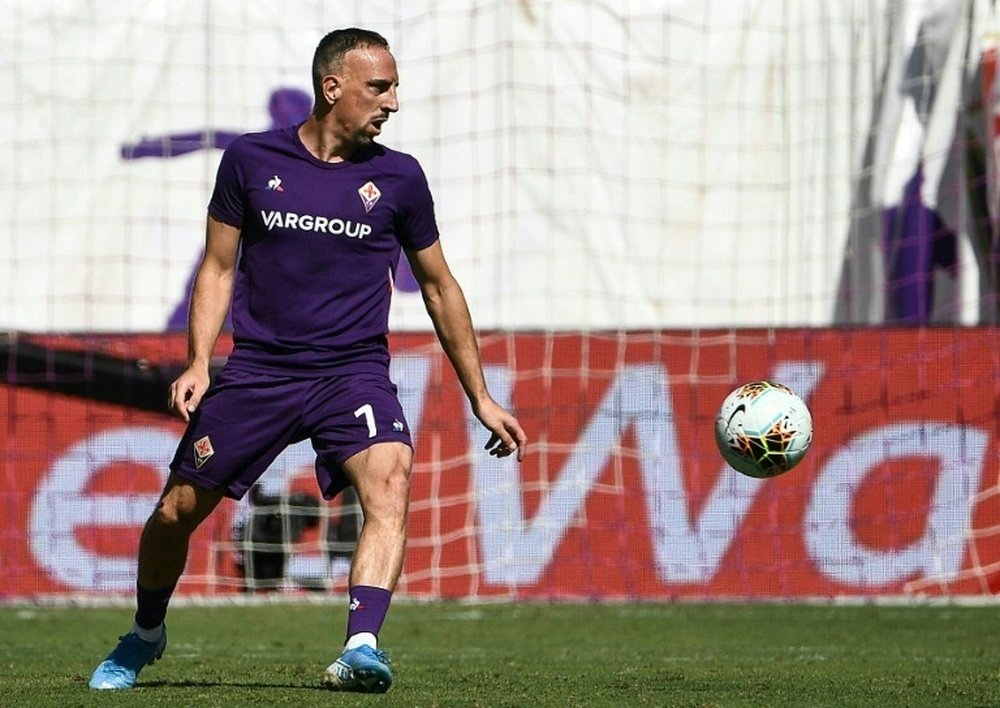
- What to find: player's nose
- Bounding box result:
[384,87,399,112]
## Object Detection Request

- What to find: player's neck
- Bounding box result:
[298,118,356,163]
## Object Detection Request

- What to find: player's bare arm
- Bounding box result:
[168,215,240,421]
[405,241,527,461]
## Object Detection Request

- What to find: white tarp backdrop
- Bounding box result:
[2,0,997,331]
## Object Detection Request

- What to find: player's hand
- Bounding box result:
[168,366,210,422]
[476,399,527,462]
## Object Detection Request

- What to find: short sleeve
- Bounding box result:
[395,159,440,251]
[207,138,247,228]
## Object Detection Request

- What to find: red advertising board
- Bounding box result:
[2,329,999,600]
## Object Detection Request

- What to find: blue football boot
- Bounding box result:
[88,627,167,690]
[322,645,393,693]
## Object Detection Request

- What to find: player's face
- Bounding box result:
[330,46,399,145]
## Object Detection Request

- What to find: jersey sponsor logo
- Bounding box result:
[266,175,284,192]
[259,209,372,239]
[193,435,215,468]
[358,181,381,213]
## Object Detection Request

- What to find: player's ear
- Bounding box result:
[321,74,341,106]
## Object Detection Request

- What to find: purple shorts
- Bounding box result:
[169,368,412,500]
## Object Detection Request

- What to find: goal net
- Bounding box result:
[3,1,1000,601]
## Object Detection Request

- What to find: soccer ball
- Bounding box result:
[714,380,813,478]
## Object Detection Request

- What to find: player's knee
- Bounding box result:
[387,466,410,505]
[149,502,185,533]
[376,466,410,509]
[361,467,410,526]
[149,490,203,533]
[150,500,188,529]
[347,443,412,522]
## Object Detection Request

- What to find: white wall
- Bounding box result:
[1,0,988,331]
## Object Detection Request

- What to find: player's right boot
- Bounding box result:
[88,627,167,690]
[322,645,393,693]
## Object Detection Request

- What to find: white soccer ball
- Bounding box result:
[714,380,813,479]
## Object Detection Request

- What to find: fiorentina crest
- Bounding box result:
[358,181,381,213]
[193,435,215,468]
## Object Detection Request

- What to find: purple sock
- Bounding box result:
[134,581,176,629]
[346,585,392,639]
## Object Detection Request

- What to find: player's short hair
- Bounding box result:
[312,28,391,102]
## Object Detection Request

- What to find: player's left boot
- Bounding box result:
[322,645,393,693]
[88,627,167,690]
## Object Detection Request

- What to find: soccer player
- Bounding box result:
[89,27,527,693]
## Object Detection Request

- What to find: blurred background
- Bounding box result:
[2,0,999,602]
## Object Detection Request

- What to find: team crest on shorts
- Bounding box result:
[358,181,381,213]
[193,435,215,469]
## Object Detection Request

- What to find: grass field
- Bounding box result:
[2,601,999,706]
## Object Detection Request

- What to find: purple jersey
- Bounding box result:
[208,126,439,375]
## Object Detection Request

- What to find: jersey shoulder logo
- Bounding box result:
[266,175,284,192]
[358,181,381,213]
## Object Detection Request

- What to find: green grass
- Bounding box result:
[1,602,998,706]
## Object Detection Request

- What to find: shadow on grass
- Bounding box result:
[138,679,331,691]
